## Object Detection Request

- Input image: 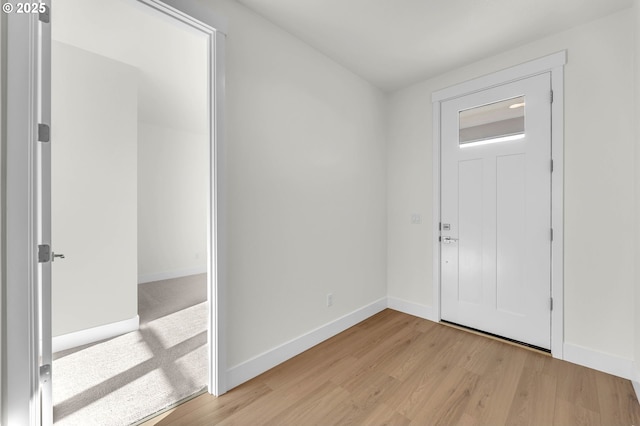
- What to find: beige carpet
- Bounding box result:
[53,301,208,425]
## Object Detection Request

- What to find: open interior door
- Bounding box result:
[38,2,53,425]
[3,2,52,424]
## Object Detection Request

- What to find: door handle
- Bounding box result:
[441,236,458,244]
[52,252,65,261]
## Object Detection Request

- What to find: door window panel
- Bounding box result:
[459,96,525,148]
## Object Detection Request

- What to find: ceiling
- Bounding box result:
[235,0,633,91]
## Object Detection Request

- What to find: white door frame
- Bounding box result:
[431,51,566,358]
[2,1,228,423]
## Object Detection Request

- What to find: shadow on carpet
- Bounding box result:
[53,302,208,425]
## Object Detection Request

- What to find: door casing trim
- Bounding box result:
[431,51,566,359]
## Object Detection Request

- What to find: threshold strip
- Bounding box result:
[440,320,551,355]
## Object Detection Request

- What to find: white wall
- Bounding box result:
[197,0,388,368]
[51,42,138,336]
[137,123,208,281]
[388,10,636,360]
[133,7,209,283]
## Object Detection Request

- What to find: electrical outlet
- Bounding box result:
[327,293,333,307]
[411,213,422,224]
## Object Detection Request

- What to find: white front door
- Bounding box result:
[440,73,552,350]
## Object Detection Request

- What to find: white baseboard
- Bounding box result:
[226,297,387,390]
[53,315,140,353]
[387,297,437,322]
[223,296,639,394]
[563,342,635,381]
[138,266,207,284]
[633,363,640,403]
[633,380,640,404]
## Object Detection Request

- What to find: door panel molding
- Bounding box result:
[432,51,566,358]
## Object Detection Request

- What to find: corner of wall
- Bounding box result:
[387,297,437,322]
[563,342,636,381]
[635,0,640,395]
[0,6,5,418]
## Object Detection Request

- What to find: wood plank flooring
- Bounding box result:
[146,309,640,425]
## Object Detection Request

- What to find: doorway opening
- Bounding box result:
[48,0,220,423]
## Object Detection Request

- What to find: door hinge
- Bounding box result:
[550,297,554,311]
[439,222,442,231]
[38,124,50,142]
[550,159,554,173]
[550,228,554,241]
[550,90,554,104]
[38,244,51,263]
[39,4,50,23]
[40,364,52,384]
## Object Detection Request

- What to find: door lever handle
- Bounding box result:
[441,236,458,244]
[52,253,65,261]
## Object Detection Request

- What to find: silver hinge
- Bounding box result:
[550,228,554,241]
[550,90,554,104]
[439,222,442,231]
[550,297,554,311]
[40,364,52,384]
[38,124,50,142]
[550,159,554,173]
[38,244,51,263]
[39,5,50,23]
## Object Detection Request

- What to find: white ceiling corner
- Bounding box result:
[234,0,633,91]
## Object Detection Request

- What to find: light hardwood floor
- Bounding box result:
[146,309,640,425]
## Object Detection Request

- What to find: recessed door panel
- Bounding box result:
[496,153,526,316]
[458,159,483,305]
